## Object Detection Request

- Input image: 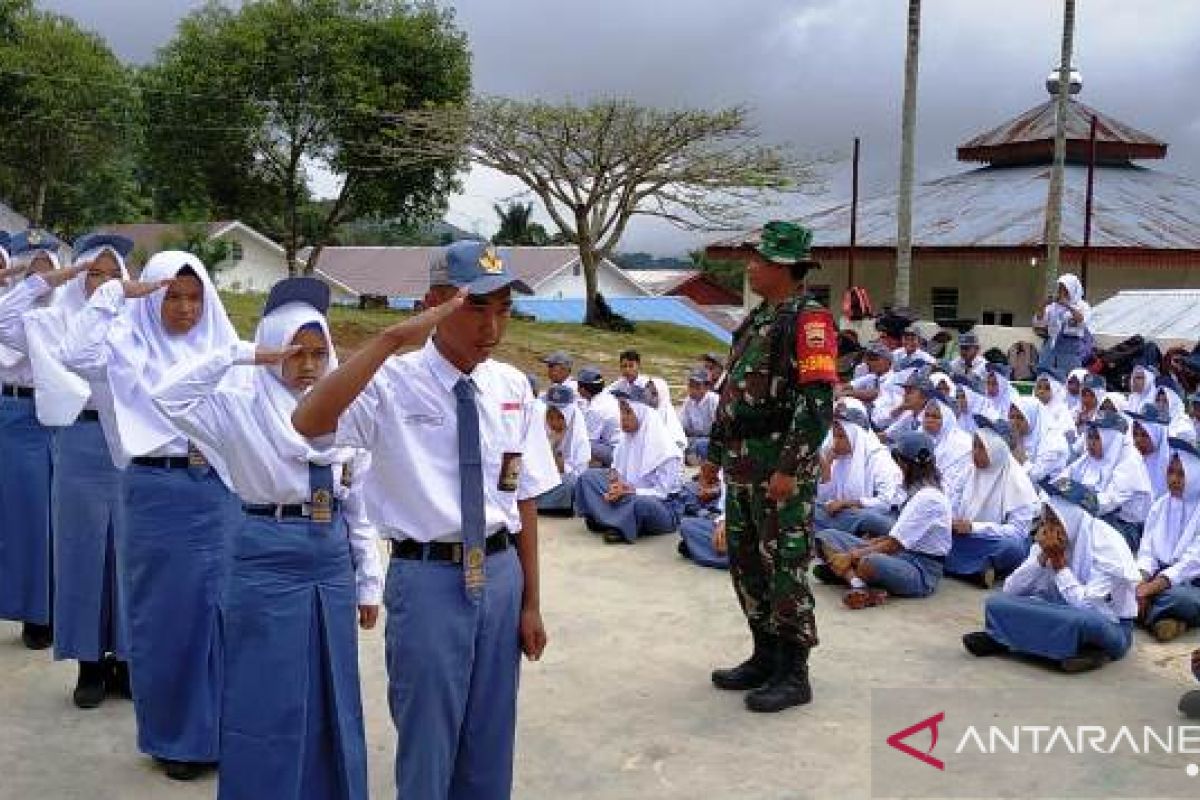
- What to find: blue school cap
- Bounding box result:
[687,367,710,385]
[428,240,532,296]
[1157,376,1183,397]
[73,232,134,260]
[891,430,936,465]
[545,385,576,408]
[1039,477,1100,516]
[263,276,330,316]
[1087,411,1128,434]
[610,385,650,406]
[973,415,1012,440]
[1128,403,1168,426]
[958,331,980,348]
[895,356,926,373]
[952,373,984,393]
[10,229,62,257]
[577,366,604,385]
[0,231,10,252]
[833,406,870,430]
[541,351,573,368]
[985,362,1011,378]
[1035,365,1065,384]
[864,342,893,361]
[1169,437,1200,461]
[1081,373,1106,392]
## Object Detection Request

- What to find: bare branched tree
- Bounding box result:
[470,97,819,325]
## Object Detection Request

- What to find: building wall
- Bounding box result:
[212,230,288,293]
[536,260,645,299]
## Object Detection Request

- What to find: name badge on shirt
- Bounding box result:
[340,461,353,490]
[311,488,333,524]
[498,452,523,492]
[187,442,208,469]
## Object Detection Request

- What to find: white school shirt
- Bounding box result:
[331,338,560,543]
[581,390,621,447]
[608,375,649,396]
[1003,544,1137,621]
[0,275,37,387]
[888,486,952,557]
[891,347,937,367]
[150,341,384,604]
[949,356,988,381]
[679,391,719,438]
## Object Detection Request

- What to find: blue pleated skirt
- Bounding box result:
[217,513,367,800]
[945,535,1029,579]
[52,418,127,662]
[574,468,679,542]
[0,395,54,625]
[536,473,577,513]
[984,592,1134,661]
[679,517,729,569]
[121,463,239,762]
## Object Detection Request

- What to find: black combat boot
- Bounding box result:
[73,661,108,709]
[711,628,776,691]
[20,622,52,650]
[745,641,812,712]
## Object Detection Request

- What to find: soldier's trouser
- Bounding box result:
[726,482,818,648]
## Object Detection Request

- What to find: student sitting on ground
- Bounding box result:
[1033,366,1077,436]
[535,385,592,515]
[814,430,952,609]
[963,477,1140,674]
[1155,378,1195,440]
[1074,373,1106,434]
[1061,412,1152,552]
[841,343,897,425]
[952,373,987,436]
[981,363,1018,422]
[1065,368,1087,416]
[576,366,620,467]
[946,417,1039,588]
[1129,404,1171,497]
[814,405,904,539]
[677,462,728,570]
[679,367,718,466]
[879,363,934,442]
[1009,397,1071,484]
[574,385,682,544]
[1135,439,1200,643]
[919,392,975,511]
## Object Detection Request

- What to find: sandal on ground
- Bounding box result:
[843,587,887,610]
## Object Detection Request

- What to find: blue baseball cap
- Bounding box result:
[1157,376,1183,397]
[892,430,936,465]
[10,229,62,257]
[611,385,650,405]
[545,385,576,408]
[958,332,980,348]
[865,342,893,361]
[541,351,573,368]
[1081,373,1106,392]
[1039,477,1100,516]
[577,366,604,385]
[428,240,531,296]
[73,232,134,260]
[974,414,1012,440]
[263,276,331,317]
[1169,437,1200,461]
[952,373,984,393]
[1128,402,1169,427]
[687,367,710,384]
[985,362,1012,378]
[1088,411,1128,434]
[833,406,870,430]
[1035,366,1065,384]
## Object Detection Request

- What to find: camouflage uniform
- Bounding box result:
[708,294,837,648]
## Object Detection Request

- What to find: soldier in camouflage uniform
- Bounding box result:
[705,221,837,713]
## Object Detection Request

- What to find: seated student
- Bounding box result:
[574,385,682,544]
[1127,365,1159,412]
[879,363,933,441]
[946,417,1039,588]
[535,385,591,515]
[1061,412,1152,551]
[1033,366,1077,436]
[1155,378,1195,440]
[679,367,718,466]
[541,350,577,393]
[919,392,974,509]
[950,331,988,380]
[1065,368,1088,416]
[951,373,987,435]
[891,325,937,367]
[1129,404,1171,497]
[576,366,620,467]
[1074,373,1106,433]
[644,373,687,454]
[677,462,728,570]
[981,363,1018,422]
[1135,439,1200,643]
[841,342,896,423]
[962,478,1140,673]
[610,348,648,395]
[814,405,904,538]
[1009,397,1070,483]
[814,430,952,609]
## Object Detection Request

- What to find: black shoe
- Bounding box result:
[20,622,52,650]
[105,656,132,700]
[677,540,692,559]
[962,631,1008,658]
[812,563,843,585]
[161,760,213,781]
[72,661,107,709]
[602,530,629,544]
[1180,690,1200,720]
[712,628,776,691]
[584,517,605,533]
[745,641,812,713]
[1060,647,1109,674]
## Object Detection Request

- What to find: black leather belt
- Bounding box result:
[77,409,100,422]
[390,529,513,563]
[131,456,192,469]
[244,502,339,520]
[1,384,33,398]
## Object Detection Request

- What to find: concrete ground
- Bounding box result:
[1,517,1197,800]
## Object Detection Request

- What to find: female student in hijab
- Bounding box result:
[1075,373,1105,432]
[946,418,1039,588]
[1134,440,1200,643]
[677,462,728,569]
[535,384,590,514]
[151,278,382,800]
[1062,412,1152,552]
[644,375,688,453]
[58,250,244,781]
[1127,365,1159,412]
[1065,368,1088,415]
[0,230,63,651]
[1009,397,1070,484]
[1033,366,1076,436]
[981,363,1018,422]
[574,385,682,544]
[0,232,135,707]
[1154,379,1194,440]
[814,430,952,609]
[963,478,1140,673]
[1129,404,1172,497]
[1038,273,1092,372]
[951,374,987,436]
[919,392,974,508]
[814,405,904,539]
[880,367,934,443]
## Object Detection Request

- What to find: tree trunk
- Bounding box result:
[894,0,921,309]
[579,245,601,327]
[1043,0,1076,295]
[32,179,47,228]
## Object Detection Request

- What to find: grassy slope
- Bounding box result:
[221,292,726,388]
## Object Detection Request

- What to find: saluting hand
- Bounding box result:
[382,289,467,352]
[40,262,88,288]
[122,279,172,299]
[254,345,302,366]
[520,606,547,661]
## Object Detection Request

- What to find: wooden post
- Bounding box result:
[848,136,860,290]
[1081,113,1098,289]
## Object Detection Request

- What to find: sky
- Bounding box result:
[42,0,1200,255]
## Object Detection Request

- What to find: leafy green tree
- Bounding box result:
[492,201,547,246]
[141,0,471,275]
[689,249,744,297]
[0,7,136,228]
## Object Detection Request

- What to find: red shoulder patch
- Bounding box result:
[796,309,838,385]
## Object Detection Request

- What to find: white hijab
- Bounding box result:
[0,248,61,369]
[250,301,347,467]
[1068,425,1151,501]
[1141,448,1200,570]
[827,417,875,501]
[1132,417,1170,497]
[613,398,683,489]
[1066,368,1088,413]
[921,397,973,472]
[1046,493,1139,586]
[545,397,591,477]
[1036,372,1075,434]
[1155,385,1194,440]
[106,251,241,463]
[645,376,687,451]
[1046,273,1089,348]
[1127,366,1158,412]
[960,427,1039,523]
[1013,396,1068,467]
[25,246,129,425]
[954,383,987,434]
[983,369,1018,421]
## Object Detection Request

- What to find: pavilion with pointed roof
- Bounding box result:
[708,73,1200,328]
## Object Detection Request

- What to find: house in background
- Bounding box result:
[99,220,288,293]
[626,268,743,306]
[307,245,650,306]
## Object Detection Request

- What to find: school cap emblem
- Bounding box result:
[479,246,504,274]
[28,230,43,245]
[1054,477,1073,493]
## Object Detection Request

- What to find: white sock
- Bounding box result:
[849,576,867,589]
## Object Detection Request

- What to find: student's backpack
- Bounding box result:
[842,286,874,321]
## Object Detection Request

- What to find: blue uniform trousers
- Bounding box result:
[1145,580,1200,629]
[813,505,897,538]
[535,473,577,514]
[679,517,728,569]
[574,468,680,542]
[815,528,944,597]
[945,534,1030,580]
[0,395,54,625]
[385,546,523,800]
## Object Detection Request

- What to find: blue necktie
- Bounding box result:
[454,377,486,603]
